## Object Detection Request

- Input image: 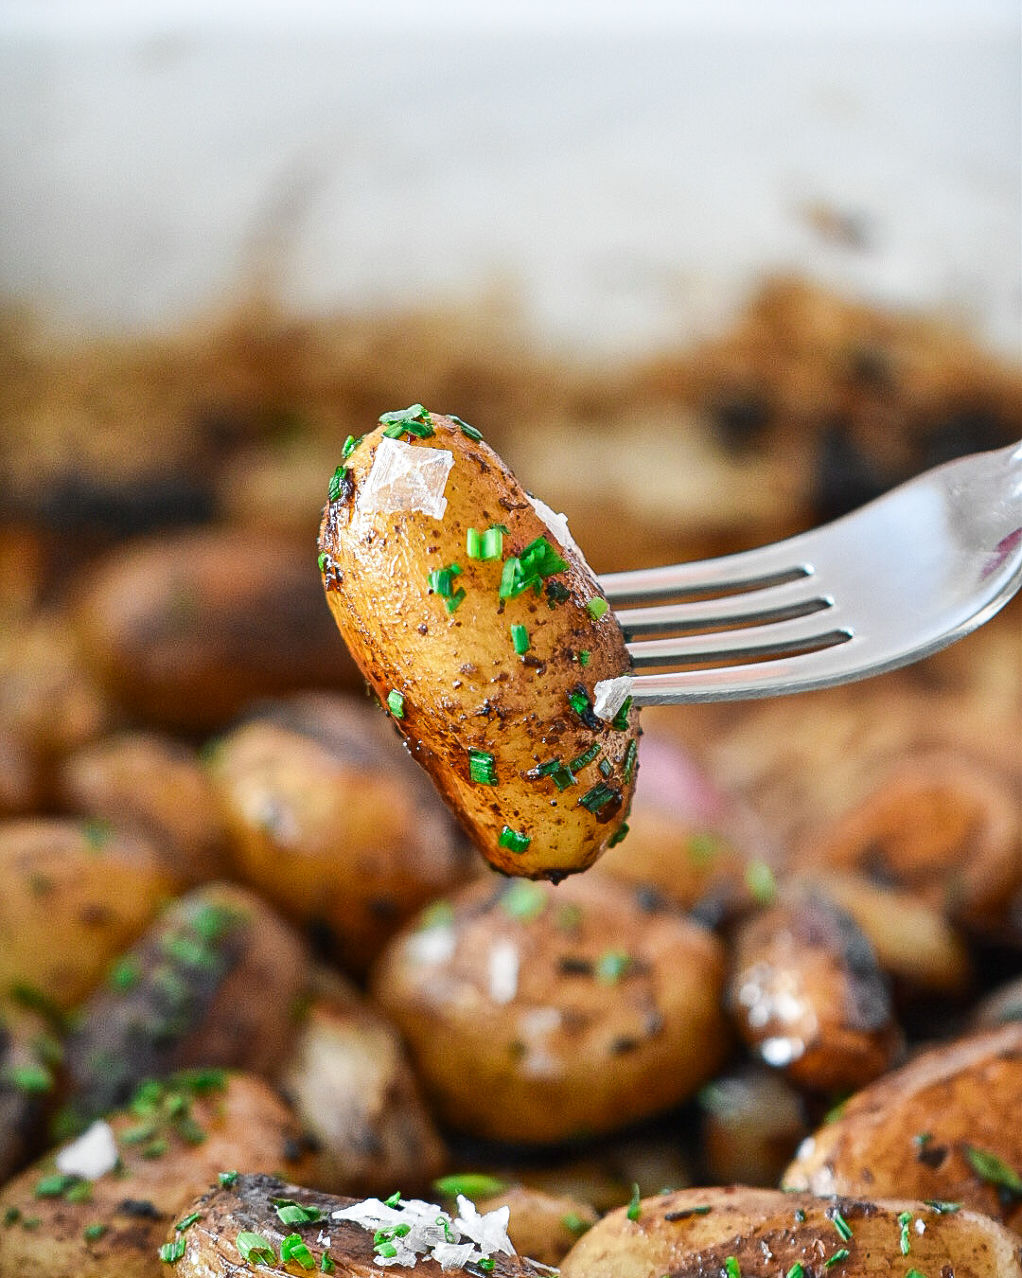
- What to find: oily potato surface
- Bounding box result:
[783,1021,1022,1233]
[558,1185,1022,1277]
[317,408,639,878]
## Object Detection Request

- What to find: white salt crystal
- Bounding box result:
[55,1120,119,1180]
[593,674,634,721]
[357,436,454,520]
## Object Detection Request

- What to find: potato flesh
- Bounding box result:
[317,413,639,877]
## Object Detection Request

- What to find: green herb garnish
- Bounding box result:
[281,1233,317,1269]
[236,1231,277,1265]
[446,587,467,614]
[607,821,630,847]
[626,1183,641,1221]
[724,1259,741,1278]
[387,689,405,718]
[498,826,531,854]
[537,758,576,790]
[586,597,608,620]
[275,1201,322,1226]
[569,742,602,772]
[898,1209,913,1254]
[83,1223,107,1242]
[511,623,530,655]
[342,433,363,458]
[218,1170,239,1187]
[830,1209,853,1241]
[450,415,483,441]
[434,1173,507,1199]
[824,1249,850,1269]
[502,880,547,922]
[466,525,505,560]
[327,465,351,502]
[468,749,497,785]
[498,536,568,599]
[158,1238,187,1264]
[964,1145,1022,1194]
[1,1062,52,1094]
[611,696,633,730]
[595,950,632,984]
[175,1212,201,1232]
[379,404,434,438]
[578,782,619,814]
[578,649,590,665]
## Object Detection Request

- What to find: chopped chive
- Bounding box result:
[569,742,602,772]
[830,1209,853,1241]
[34,1174,72,1198]
[83,1223,107,1242]
[502,880,547,921]
[498,826,531,854]
[379,404,434,439]
[159,1239,187,1264]
[546,580,571,607]
[450,415,483,441]
[481,526,504,559]
[537,758,576,790]
[578,649,590,665]
[342,433,363,458]
[498,556,522,599]
[595,950,632,984]
[511,623,530,655]
[923,1200,960,1213]
[468,749,496,785]
[445,587,466,614]
[611,695,633,730]
[281,1233,316,1269]
[320,1255,336,1273]
[175,1212,201,1232]
[327,465,351,502]
[904,1271,928,1278]
[275,1202,322,1225]
[746,860,777,904]
[65,1181,92,1204]
[607,821,630,847]
[386,689,405,718]
[2,1062,52,1094]
[317,551,329,574]
[898,1210,913,1255]
[586,597,609,621]
[623,738,638,781]
[964,1145,1022,1193]
[599,758,613,777]
[236,1231,277,1265]
[626,1183,641,1221]
[218,1170,239,1187]
[499,537,567,598]
[384,1192,402,1208]
[578,782,620,814]
[434,1174,507,1199]
[786,1266,805,1278]
[824,1250,850,1269]
[478,1261,495,1272]
[466,528,483,558]
[724,1259,741,1278]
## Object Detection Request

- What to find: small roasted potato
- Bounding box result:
[57,732,228,885]
[728,886,902,1092]
[783,1021,1022,1233]
[207,693,473,973]
[474,1184,599,1267]
[279,980,447,1198]
[558,1185,1022,1278]
[74,528,361,730]
[0,1073,316,1278]
[697,1065,809,1187]
[167,1173,557,1276]
[317,407,640,878]
[593,731,780,925]
[62,884,310,1125]
[797,749,1022,936]
[371,874,728,1144]
[795,869,971,995]
[0,817,179,1010]
[972,974,1022,1029]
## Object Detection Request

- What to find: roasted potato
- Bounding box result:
[164,1172,558,1276]
[697,1065,808,1187]
[207,692,473,973]
[61,883,310,1126]
[279,977,447,1198]
[783,1022,1022,1233]
[317,407,640,878]
[58,731,228,886]
[728,886,902,1093]
[371,873,727,1144]
[473,1184,599,1266]
[558,1184,1022,1277]
[0,817,179,1010]
[74,528,361,730]
[0,1072,316,1278]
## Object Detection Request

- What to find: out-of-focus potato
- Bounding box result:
[0,1072,316,1278]
[697,1065,808,1187]
[73,528,361,730]
[728,887,902,1092]
[783,1022,1022,1233]
[474,1184,599,1266]
[279,977,446,1198]
[559,1184,1022,1278]
[972,975,1022,1029]
[317,408,640,879]
[207,692,473,973]
[797,869,971,995]
[593,731,780,925]
[62,883,309,1126]
[0,615,113,814]
[57,732,228,885]
[0,818,178,1010]
[797,749,1022,936]
[372,874,728,1144]
[166,1173,557,1276]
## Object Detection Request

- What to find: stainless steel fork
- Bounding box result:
[597,440,1022,706]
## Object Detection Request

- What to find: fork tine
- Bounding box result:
[614,578,831,637]
[626,611,852,667]
[599,544,813,605]
[625,641,862,704]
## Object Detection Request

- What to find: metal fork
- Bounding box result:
[597,440,1022,705]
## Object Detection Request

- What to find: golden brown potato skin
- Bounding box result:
[372,874,728,1144]
[474,1184,599,1267]
[317,410,639,878]
[783,1022,1022,1234]
[0,818,179,1010]
[0,1074,316,1278]
[559,1185,1022,1278]
[169,1173,558,1277]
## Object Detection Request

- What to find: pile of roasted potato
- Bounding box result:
[1,284,1021,1275]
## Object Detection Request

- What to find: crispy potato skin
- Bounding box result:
[558,1185,1022,1277]
[317,412,639,878]
[169,1173,556,1276]
[0,1075,315,1278]
[371,874,728,1144]
[783,1022,1022,1233]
